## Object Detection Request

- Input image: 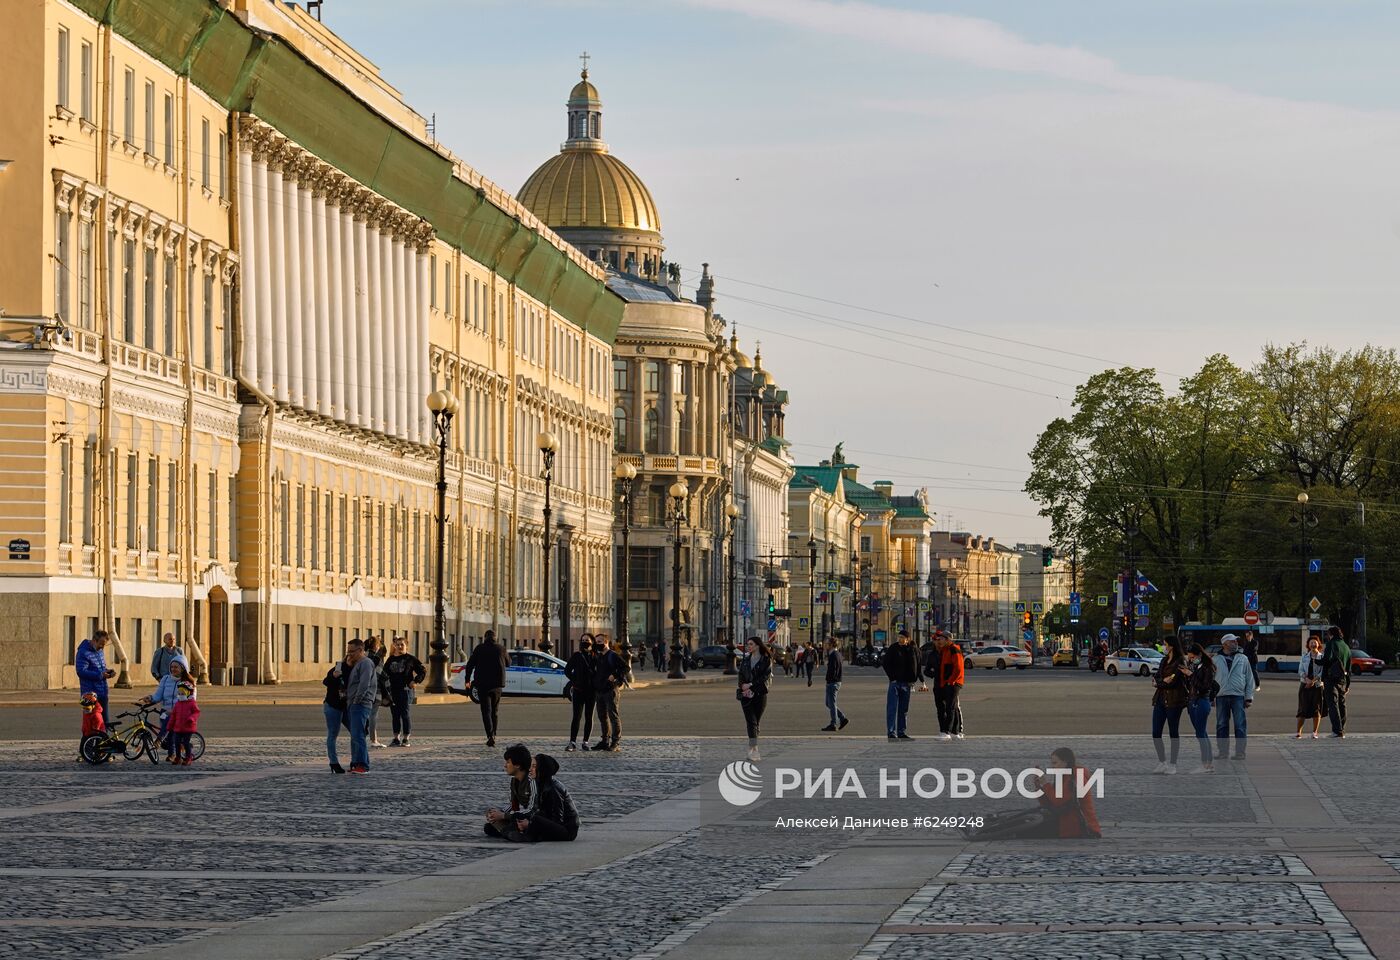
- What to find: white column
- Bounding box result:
[325,196,345,420]
[237,149,259,388]
[352,213,372,432]
[402,243,421,444]
[415,250,430,443]
[266,161,289,404]
[252,158,274,397]
[285,173,305,409]
[307,184,328,418]
[297,181,317,414]
[377,228,395,436]
[386,235,405,440]
[366,223,384,433]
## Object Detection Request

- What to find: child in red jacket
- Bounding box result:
[168,680,201,765]
[78,692,105,761]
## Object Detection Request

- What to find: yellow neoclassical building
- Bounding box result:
[0,0,621,689]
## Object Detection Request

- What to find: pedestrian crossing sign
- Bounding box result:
[1014,601,1026,614]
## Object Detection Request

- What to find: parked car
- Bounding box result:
[964,645,1032,670]
[1051,648,1076,667]
[1350,649,1386,676]
[449,649,569,700]
[1105,646,1163,677]
[692,644,731,669]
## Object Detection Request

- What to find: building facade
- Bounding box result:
[929,532,1001,641]
[1,0,621,688]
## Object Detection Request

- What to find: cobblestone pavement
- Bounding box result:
[2,733,1398,960]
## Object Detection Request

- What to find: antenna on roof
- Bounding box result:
[307,0,323,22]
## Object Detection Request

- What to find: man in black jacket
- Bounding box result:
[820,638,849,732]
[564,637,597,752]
[882,630,926,740]
[1320,626,1351,738]
[592,640,628,751]
[463,631,510,746]
[505,754,579,843]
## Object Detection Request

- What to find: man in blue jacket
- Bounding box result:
[75,630,116,726]
[1211,634,1254,759]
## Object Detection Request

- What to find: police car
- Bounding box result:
[449,649,569,701]
[1104,647,1163,677]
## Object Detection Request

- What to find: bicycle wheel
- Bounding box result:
[124,730,155,762]
[186,732,206,761]
[80,733,112,765]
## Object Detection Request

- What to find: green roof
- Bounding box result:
[76,0,622,343]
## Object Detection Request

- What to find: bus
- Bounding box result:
[1176,619,1327,672]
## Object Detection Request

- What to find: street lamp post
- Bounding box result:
[614,462,636,659]
[537,431,558,655]
[424,389,459,693]
[807,536,817,650]
[725,497,740,674]
[1294,492,1318,619]
[667,480,689,679]
[824,543,836,645]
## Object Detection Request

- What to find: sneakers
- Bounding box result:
[1190,764,1213,774]
[1330,732,1345,738]
[349,764,368,774]
[388,737,402,747]
[565,742,577,752]
[1311,732,1319,740]
[580,742,591,751]
[1293,733,1303,740]
[935,732,953,742]
[954,733,966,740]
[181,757,193,766]
[838,716,849,730]
[897,733,914,740]
[1163,763,1178,775]
[887,734,898,741]
[1152,761,1169,774]
[370,740,386,749]
[402,737,412,747]
[820,724,837,732]
[747,746,761,762]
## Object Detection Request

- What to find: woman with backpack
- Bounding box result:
[1180,641,1217,773]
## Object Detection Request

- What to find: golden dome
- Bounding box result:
[570,78,600,103]
[519,148,660,234]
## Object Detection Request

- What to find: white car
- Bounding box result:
[963,645,1032,670]
[449,649,569,700]
[1105,647,1163,677]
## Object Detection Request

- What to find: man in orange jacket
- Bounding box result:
[928,631,965,741]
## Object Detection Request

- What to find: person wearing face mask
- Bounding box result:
[1296,634,1325,740]
[1179,641,1217,773]
[1150,637,1188,774]
[564,635,597,752]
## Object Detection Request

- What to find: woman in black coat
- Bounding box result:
[507,754,579,843]
[737,636,773,763]
[565,635,597,752]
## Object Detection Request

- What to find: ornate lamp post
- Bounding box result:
[424,388,459,693]
[962,588,971,638]
[537,431,558,654]
[724,497,740,674]
[614,461,637,659]
[824,542,836,644]
[807,535,817,649]
[1293,491,1318,618]
[667,479,689,679]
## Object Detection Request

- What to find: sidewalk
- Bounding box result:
[0,669,729,707]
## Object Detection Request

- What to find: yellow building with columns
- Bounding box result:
[0,0,621,688]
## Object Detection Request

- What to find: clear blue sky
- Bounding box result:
[324,0,1400,541]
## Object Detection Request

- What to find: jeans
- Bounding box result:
[477,688,502,740]
[389,688,412,738]
[570,691,596,743]
[1186,698,1214,764]
[367,701,380,743]
[886,682,911,735]
[804,660,815,685]
[348,703,372,769]
[1215,694,1247,756]
[1324,680,1348,735]
[595,686,621,744]
[825,682,846,726]
[323,703,344,766]
[1151,703,1184,763]
[741,693,767,744]
[935,685,963,734]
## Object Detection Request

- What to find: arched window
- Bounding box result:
[644,407,660,453]
[614,406,628,451]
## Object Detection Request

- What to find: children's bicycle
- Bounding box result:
[80,704,205,765]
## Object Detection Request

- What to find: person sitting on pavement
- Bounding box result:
[504,754,580,843]
[968,747,1101,840]
[485,743,533,838]
[1211,634,1253,760]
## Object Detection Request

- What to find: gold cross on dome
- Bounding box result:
[579,50,591,77]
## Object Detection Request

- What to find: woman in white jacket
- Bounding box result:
[1295,635,1324,739]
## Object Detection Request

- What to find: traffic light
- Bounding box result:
[767,595,775,616]
[1022,612,1031,626]
[1042,546,1054,568]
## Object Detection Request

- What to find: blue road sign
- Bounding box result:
[1096,595,1109,607]
[1099,627,1111,641]
[1069,602,1081,617]
[1031,601,1044,614]
[1244,590,1259,612]
[1014,601,1027,614]
[740,599,752,617]
[766,617,777,633]
[1135,602,1150,617]
[1308,559,1322,574]
[1022,629,1035,643]
[1069,592,1081,604]
[1354,558,1366,573]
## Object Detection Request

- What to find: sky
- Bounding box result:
[319,0,1400,542]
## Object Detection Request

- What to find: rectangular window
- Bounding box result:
[146,457,158,553]
[186,260,194,356]
[55,209,71,323]
[123,68,134,145]
[166,461,177,552]
[57,28,70,109]
[338,496,347,574]
[162,93,173,167]
[58,441,72,543]
[429,256,437,308]
[222,284,233,376]
[65,617,77,666]
[133,619,143,665]
[202,273,214,369]
[79,42,92,122]
[352,498,361,576]
[217,132,227,199]
[613,359,628,392]
[125,453,138,550]
[81,443,94,545]
[860,536,872,552]
[324,492,332,572]
[208,470,218,558]
[279,481,289,566]
[444,266,452,316]
[298,625,305,663]
[228,476,238,563]
[122,239,135,342]
[200,118,210,189]
[163,254,175,356]
[282,624,290,663]
[310,487,319,571]
[312,625,320,664]
[143,80,154,155]
[143,245,155,348]
[295,485,304,568]
[78,220,92,329]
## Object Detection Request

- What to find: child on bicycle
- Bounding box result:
[139,654,190,762]
[168,679,200,765]
[78,692,105,761]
